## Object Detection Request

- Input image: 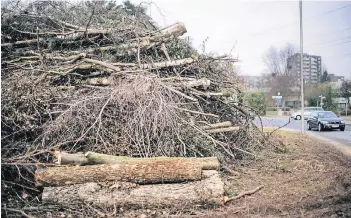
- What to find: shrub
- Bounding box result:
[244,92,267,116]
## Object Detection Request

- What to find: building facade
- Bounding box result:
[239,76,271,93]
[287,53,322,84]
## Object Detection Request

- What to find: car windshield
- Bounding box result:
[317,112,337,118]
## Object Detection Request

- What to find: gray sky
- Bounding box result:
[132,0,351,78]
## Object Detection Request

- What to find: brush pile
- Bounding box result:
[1,0,267,216]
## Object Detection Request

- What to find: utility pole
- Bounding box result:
[299,0,305,134]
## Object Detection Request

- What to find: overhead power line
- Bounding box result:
[307,26,351,38]
[239,4,351,40]
[306,36,351,48]
[307,35,351,47]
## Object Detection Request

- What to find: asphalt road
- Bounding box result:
[256,116,351,145]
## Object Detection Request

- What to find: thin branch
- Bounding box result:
[224,185,264,203]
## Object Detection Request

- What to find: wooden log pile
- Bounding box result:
[1,1,267,216]
[37,152,224,207]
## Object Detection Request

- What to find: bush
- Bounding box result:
[267,107,291,111]
[244,92,267,116]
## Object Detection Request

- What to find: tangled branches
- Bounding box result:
[1,0,268,216]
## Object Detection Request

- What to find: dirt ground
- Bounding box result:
[121,131,351,218]
[191,131,351,218]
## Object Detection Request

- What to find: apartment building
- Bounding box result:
[329,74,345,88]
[329,74,345,82]
[287,53,322,84]
[239,76,271,92]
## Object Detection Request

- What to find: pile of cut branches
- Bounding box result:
[1,0,267,216]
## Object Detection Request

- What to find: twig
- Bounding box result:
[224,185,264,203]
[4,208,35,218]
[163,85,198,102]
[136,33,141,68]
[269,117,291,136]
[84,2,97,38]
[3,180,40,192]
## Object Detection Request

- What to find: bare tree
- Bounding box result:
[262,44,298,107]
[263,43,296,76]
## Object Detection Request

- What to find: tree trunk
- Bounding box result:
[42,170,224,207]
[35,159,203,187]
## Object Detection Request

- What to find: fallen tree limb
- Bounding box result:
[140,58,194,69]
[42,170,224,207]
[35,158,202,187]
[1,38,44,47]
[164,86,198,102]
[206,126,240,133]
[81,22,186,55]
[82,58,121,72]
[181,77,210,88]
[111,58,195,70]
[53,151,220,170]
[202,121,233,130]
[53,151,88,165]
[224,185,264,203]
[172,106,219,118]
[190,89,230,97]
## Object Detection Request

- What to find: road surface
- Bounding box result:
[255,116,351,145]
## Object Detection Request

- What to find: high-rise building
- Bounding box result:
[287,53,322,84]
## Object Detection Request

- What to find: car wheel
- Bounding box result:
[307,122,311,130]
[340,127,345,131]
[318,123,324,132]
[296,115,301,120]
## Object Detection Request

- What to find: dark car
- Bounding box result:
[307,111,345,131]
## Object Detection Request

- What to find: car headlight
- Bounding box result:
[321,121,329,124]
[340,121,345,124]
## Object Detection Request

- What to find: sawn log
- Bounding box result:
[35,159,203,187]
[53,151,220,170]
[42,170,224,207]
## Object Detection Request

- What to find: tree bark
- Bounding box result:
[42,170,224,207]
[202,121,233,130]
[206,126,240,133]
[83,22,186,55]
[35,158,203,187]
[53,151,220,170]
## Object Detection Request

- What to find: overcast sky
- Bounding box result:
[131,0,351,78]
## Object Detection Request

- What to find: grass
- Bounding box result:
[266,111,277,116]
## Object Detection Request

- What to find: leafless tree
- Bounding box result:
[262,44,299,107]
[263,43,296,76]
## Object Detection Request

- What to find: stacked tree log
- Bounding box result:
[36,152,224,207]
